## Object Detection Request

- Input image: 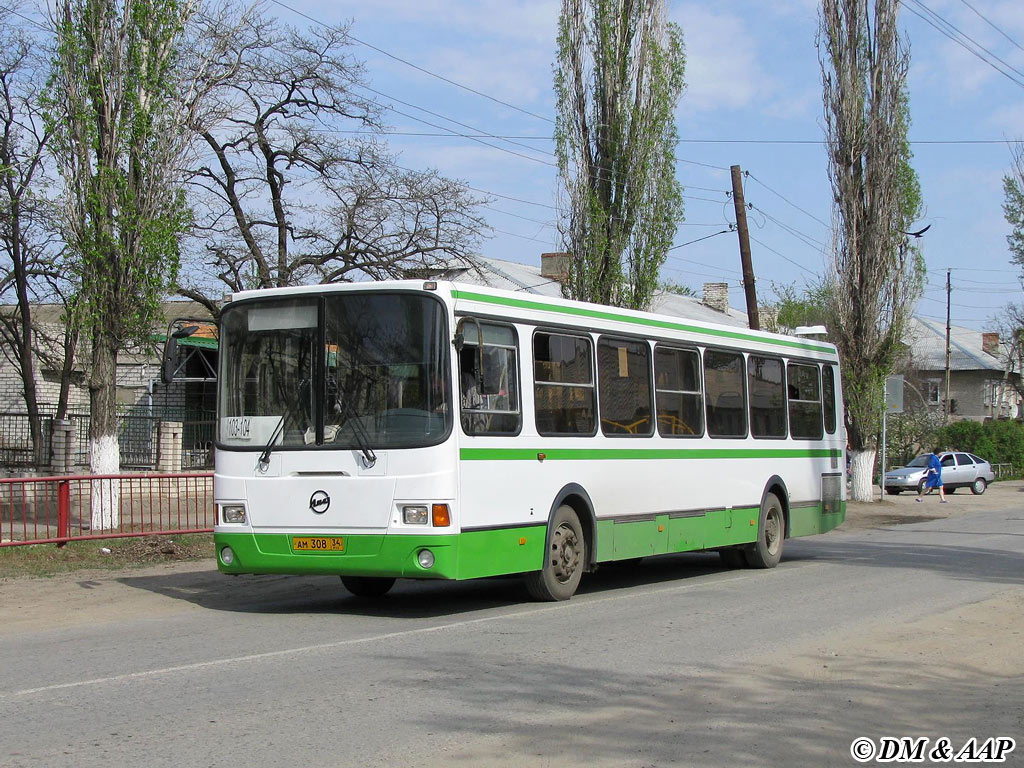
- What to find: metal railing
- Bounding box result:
[0,472,214,547]
[0,411,216,470]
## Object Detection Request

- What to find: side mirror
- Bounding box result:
[161,324,200,384]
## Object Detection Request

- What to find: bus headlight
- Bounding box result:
[220,546,235,565]
[403,505,429,524]
[222,504,247,524]
[417,549,435,569]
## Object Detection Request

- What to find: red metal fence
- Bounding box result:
[0,473,214,547]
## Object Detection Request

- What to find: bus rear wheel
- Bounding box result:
[341,576,395,598]
[525,505,585,601]
[746,492,784,569]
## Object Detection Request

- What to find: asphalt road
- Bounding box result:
[0,504,1022,768]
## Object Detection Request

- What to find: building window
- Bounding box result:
[923,380,941,405]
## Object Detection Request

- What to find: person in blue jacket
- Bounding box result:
[917,448,947,503]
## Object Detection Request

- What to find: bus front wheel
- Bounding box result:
[341,576,396,598]
[525,505,585,601]
[746,492,784,569]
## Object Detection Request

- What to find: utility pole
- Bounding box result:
[945,268,952,418]
[730,165,759,330]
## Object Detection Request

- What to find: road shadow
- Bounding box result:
[115,552,731,617]
[338,648,1023,768]
[118,515,1024,615]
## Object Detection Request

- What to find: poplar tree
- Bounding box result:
[554,0,686,310]
[820,0,925,501]
[45,0,196,525]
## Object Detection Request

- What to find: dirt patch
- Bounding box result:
[838,479,1024,532]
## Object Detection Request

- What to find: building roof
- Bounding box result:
[907,317,1006,373]
[453,255,751,328]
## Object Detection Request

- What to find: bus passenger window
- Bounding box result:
[598,337,653,436]
[823,365,837,434]
[788,363,823,439]
[654,346,702,437]
[704,350,746,438]
[534,332,596,436]
[458,321,520,436]
[748,356,786,438]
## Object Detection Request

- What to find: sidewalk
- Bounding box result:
[839,478,1024,532]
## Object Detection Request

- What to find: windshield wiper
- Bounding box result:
[339,395,377,469]
[257,414,287,472]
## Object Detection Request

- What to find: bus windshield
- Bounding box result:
[218,293,451,450]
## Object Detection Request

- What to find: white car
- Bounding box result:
[884,451,995,495]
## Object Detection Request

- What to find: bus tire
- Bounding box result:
[341,576,395,598]
[746,492,784,569]
[718,548,748,568]
[525,505,585,601]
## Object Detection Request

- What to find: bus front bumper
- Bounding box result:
[214,531,459,579]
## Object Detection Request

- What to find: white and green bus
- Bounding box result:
[213,280,845,600]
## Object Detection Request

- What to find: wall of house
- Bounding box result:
[946,370,1020,421]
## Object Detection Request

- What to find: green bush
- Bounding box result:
[934,420,1024,472]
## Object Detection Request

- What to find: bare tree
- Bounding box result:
[0,8,71,462]
[178,14,486,315]
[820,0,925,501]
[554,0,686,310]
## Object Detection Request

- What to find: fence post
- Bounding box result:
[157,421,183,473]
[57,480,70,547]
[51,419,73,475]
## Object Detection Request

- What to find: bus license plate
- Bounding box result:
[292,536,346,552]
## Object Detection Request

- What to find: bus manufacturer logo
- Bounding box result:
[309,490,330,514]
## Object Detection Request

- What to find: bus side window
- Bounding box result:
[458,321,521,436]
[534,331,596,436]
[788,362,823,439]
[748,355,786,438]
[597,337,653,436]
[705,350,747,438]
[654,346,703,437]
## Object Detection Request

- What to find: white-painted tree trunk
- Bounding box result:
[849,448,877,502]
[90,434,120,530]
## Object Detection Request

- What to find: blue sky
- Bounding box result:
[283,1,1020,329]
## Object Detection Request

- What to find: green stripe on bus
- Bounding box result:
[460,447,840,461]
[451,289,836,354]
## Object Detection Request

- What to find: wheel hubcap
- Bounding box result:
[764,509,781,555]
[550,523,580,584]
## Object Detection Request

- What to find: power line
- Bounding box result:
[745,171,831,229]
[480,205,555,229]
[956,0,1024,53]
[358,84,553,161]
[748,202,829,251]
[268,0,555,124]
[678,157,730,171]
[904,0,1024,90]
[748,234,818,276]
[667,229,732,251]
